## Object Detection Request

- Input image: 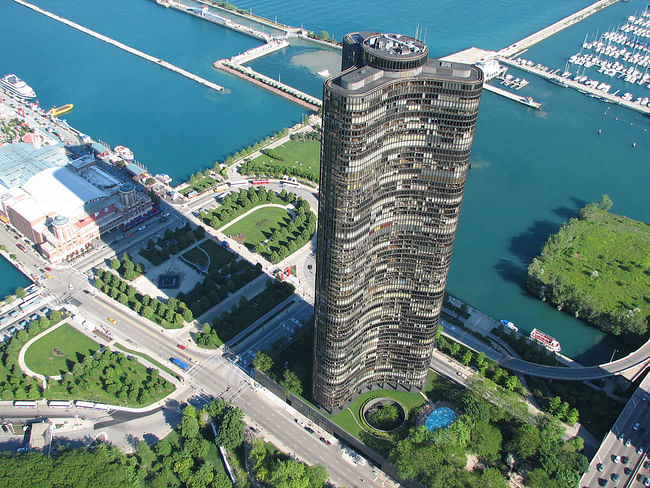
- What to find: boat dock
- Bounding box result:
[483,84,541,110]
[214,60,321,112]
[498,0,622,58]
[499,57,650,115]
[12,0,225,93]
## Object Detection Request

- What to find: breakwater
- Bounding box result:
[214,60,321,111]
[12,0,225,92]
[498,0,622,58]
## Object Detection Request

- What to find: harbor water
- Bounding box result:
[0,256,30,299]
[2,0,649,362]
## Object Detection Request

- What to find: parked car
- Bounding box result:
[138,225,146,231]
[319,436,331,445]
[304,426,315,434]
[644,477,650,487]
[619,432,625,441]
[613,455,621,463]
[176,344,186,350]
[634,422,640,431]
[294,418,304,427]
[625,438,631,447]
[612,473,619,482]
[107,317,116,324]
[597,463,604,472]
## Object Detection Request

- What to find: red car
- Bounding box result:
[176,344,186,350]
[45,267,52,271]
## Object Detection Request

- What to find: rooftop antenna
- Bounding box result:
[415,24,420,41]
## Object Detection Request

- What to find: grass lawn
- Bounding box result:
[199,239,236,272]
[249,139,320,176]
[329,369,443,439]
[24,324,99,377]
[114,342,178,378]
[223,206,292,249]
[182,245,209,269]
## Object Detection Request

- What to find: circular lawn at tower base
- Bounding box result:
[424,406,457,432]
[362,397,406,432]
[24,324,100,377]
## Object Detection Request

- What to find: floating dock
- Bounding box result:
[499,57,650,115]
[13,0,225,92]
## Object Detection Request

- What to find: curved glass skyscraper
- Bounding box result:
[313,32,484,411]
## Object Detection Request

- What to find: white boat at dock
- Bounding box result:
[1,74,36,99]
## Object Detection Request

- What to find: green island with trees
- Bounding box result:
[526,196,649,340]
[139,223,205,266]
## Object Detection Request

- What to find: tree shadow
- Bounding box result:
[142,433,159,446]
[126,433,140,451]
[507,219,560,265]
[161,399,183,428]
[494,258,526,285]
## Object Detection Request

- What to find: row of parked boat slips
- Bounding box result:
[499,56,650,115]
[497,74,529,90]
[570,49,650,80]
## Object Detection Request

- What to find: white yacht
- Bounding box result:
[1,74,36,99]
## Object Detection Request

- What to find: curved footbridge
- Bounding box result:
[499,340,650,381]
[12,0,225,93]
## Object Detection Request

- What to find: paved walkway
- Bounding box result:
[18,320,69,384]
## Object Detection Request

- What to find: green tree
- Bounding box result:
[180,405,199,439]
[566,407,580,425]
[252,351,274,373]
[471,421,502,462]
[280,369,303,396]
[598,194,613,211]
[510,423,541,459]
[111,258,121,270]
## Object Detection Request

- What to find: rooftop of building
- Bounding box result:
[0,142,69,189]
[363,33,427,58]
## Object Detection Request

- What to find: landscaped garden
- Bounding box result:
[201,188,316,264]
[24,324,100,377]
[181,245,209,270]
[224,206,292,249]
[139,224,204,266]
[241,135,321,183]
[196,278,295,347]
[199,239,236,271]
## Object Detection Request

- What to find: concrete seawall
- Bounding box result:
[12,0,225,92]
[499,0,622,58]
[215,60,321,112]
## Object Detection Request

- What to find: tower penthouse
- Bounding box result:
[313,32,483,411]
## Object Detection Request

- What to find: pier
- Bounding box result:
[12,0,225,93]
[229,40,289,64]
[214,60,321,112]
[499,57,650,115]
[498,0,622,58]
[482,84,541,110]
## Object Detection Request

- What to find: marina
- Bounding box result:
[11,0,225,93]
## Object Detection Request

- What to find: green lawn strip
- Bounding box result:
[223,206,292,248]
[114,342,178,378]
[182,245,209,269]
[212,200,271,230]
[24,324,100,377]
[231,301,294,347]
[199,238,237,272]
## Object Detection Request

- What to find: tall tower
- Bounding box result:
[313,32,483,411]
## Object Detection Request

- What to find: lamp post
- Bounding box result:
[609,348,618,363]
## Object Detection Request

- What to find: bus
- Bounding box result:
[282,180,301,188]
[251,179,269,185]
[170,357,190,371]
[19,295,41,311]
[48,400,72,409]
[229,180,248,188]
[94,403,110,412]
[74,400,95,409]
[13,401,37,408]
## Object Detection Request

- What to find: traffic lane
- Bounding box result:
[76,294,196,366]
[229,386,384,488]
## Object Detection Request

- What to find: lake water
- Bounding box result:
[2,0,648,361]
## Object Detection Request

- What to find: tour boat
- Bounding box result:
[47,104,74,117]
[529,328,561,352]
[1,74,36,99]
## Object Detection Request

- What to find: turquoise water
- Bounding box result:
[425,407,457,431]
[2,0,648,361]
[0,256,30,299]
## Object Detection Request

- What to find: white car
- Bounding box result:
[68,284,73,290]
[138,225,146,231]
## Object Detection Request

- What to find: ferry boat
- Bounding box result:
[1,74,36,99]
[47,104,74,117]
[529,328,561,352]
[519,96,542,110]
[500,320,519,332]
[114,145,134,161]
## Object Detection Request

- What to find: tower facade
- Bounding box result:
[313,32,483,411]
